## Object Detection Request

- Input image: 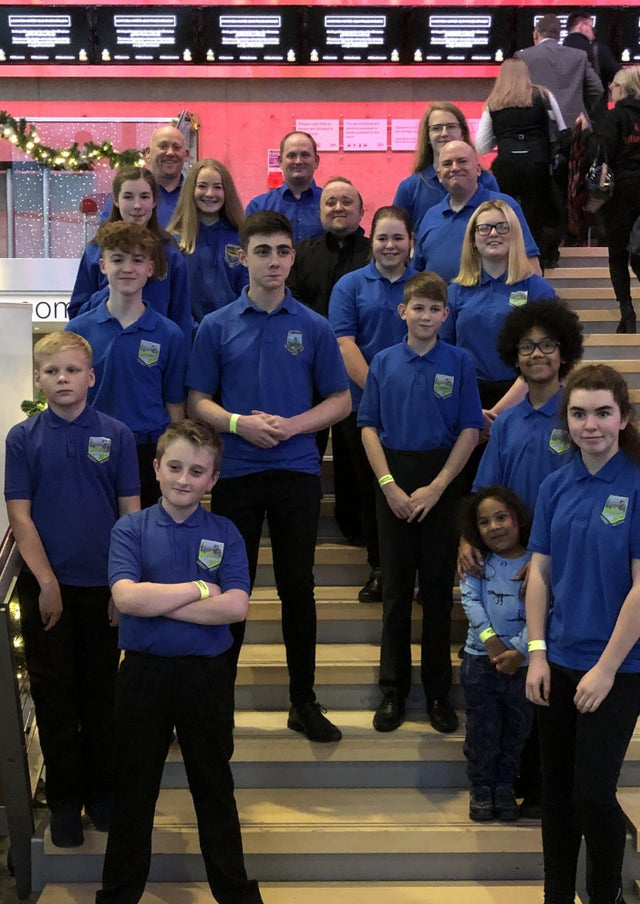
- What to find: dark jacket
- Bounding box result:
[287,228,370,318]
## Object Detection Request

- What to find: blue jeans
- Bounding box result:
[461,653,533,788]
[538,662,640,904]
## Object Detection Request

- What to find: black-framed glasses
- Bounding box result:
[517,338,560,356]
[428,122,462,134]
[475,221,510,236]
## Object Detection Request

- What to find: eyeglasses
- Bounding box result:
[475,221,510,236]
[516,338,560,356]
[428,122,462,134]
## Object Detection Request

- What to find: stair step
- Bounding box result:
[35,880,559,904]
[34,788,545,884]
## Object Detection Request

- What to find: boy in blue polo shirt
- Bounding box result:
[187,210,351,743]
[5,332,140,848]
[96,419,263,904]
[67,221,187,508]
[359,271,483,734]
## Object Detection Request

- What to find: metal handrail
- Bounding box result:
[0,530,34,900]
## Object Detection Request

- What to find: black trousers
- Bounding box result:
[538,662,640,904]
[377,448,462,701]
[340,412,380,569]
[212,469,321,706]
[17,571,118,812]
[97,652,262,904]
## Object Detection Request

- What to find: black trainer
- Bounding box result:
[287,702,342,742]
[469,786,493,822]
[494,785,519,823]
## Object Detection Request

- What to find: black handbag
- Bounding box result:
[585,146,614,213]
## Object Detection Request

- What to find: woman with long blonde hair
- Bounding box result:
[475,58,566,268]
[169,158,248,324]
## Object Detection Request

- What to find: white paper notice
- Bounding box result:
[343,118,387,151]
[295,119,340,151]
[391,119,420,151]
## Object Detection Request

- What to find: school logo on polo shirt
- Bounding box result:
[138,340,160,367]
[601,495,629,526]
[548,429,571,455]
[224,244,242,268]
[198,539,224,570]
[433,373,454,399]
[285,330,303,355]
[87,436,111,463]
[508,291,528,307]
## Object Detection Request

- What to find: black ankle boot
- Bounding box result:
[616,301,637,334]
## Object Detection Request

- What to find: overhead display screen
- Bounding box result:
[0,6,91,62]
[201,7,301,63]
[95,6,196,63]
[408,8,515,63]
[306,8,404,64]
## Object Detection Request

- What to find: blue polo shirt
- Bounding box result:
[394,167,499,232]
[461,550,531,659]
[68,240,193,347]
[413,187,540,283]
[357,337,483,450]
[443,271,555,382]
[529,451,640,672]
[100,178,183,229]
[329,262,417,411]
[110,502,249,657]
[473,389,573,512]
[5,405,139,585]
[186,288,349,478]
[246,183,323,243]
[180,219,249,324]
[67,302,187,440]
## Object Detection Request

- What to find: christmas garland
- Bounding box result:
[0,110,199,171]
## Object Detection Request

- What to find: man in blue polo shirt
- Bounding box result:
[359,271,483,735]
[68,221,187,508]
[413,140,542,283]
[187,210,351,742]
[246,132,323,243]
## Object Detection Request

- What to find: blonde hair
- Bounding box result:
[169,159,245,254]
[34,331,92,368]
[615,66,640,101]
[486,58,548,111]
[454,200,532,286]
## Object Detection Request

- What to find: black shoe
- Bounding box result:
[287,702,342,742]
[469,786,493,822]
[427,698,458,733]
[358,568,382,603]
[50,804,84,848]
[519,796,542,820]
[616,314,637,334]
[373,693,405,732]
[494,785,519,822]
[85,798,112,832]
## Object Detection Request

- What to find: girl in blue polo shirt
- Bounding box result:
[168,158,249,325]
[526,363,640,904]
[68,166,192,344]
[329,205,417,603]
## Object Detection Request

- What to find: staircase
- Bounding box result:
[30,246,640,903]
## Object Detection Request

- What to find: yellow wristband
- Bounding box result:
[527,639,547,653]
[378,474,395,488]
[193,580,210,600]
[479,627,497,642]
[229,413,240,435]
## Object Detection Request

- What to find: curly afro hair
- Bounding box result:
[496,298,583,380]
